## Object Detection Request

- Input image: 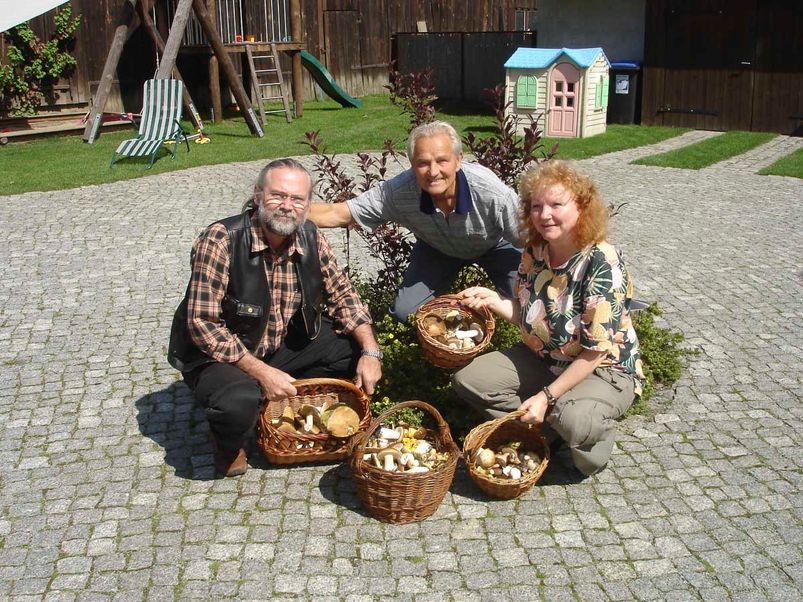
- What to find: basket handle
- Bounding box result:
[470,409,533,452]
[350,400,451,476]
[262,377,369,405]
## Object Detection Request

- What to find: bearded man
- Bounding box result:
[168,159,382,478]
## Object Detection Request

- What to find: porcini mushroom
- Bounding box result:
[378,427,401,441]
[377,448,401,472]
[297,404,322,434]
[322,403,360,438]
[476,448,496,469]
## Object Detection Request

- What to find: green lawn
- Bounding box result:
[632,130,777,169]
[758,147,803,179]
[1,94,687,195]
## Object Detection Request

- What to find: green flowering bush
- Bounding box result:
[0,6,81,116]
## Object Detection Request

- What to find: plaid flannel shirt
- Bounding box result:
[186,219,371,363]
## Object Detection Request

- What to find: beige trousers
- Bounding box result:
[451,343,635,476]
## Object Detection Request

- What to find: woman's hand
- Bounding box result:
[519,392,549,424]
[457,286,515,320]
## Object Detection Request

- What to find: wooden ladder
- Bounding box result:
[245,43,292,124]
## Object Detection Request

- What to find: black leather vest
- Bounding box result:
[167,211,324,373]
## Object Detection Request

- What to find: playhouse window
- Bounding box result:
[595,75,610,109]
[567,96,574,107]
[567,82,575,93]
[516,75,538,109]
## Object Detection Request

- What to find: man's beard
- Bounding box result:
[258,203,307,236]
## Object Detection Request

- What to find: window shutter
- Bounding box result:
[595,75,603,108]
[516,75,537,109]
[602,75,610,108]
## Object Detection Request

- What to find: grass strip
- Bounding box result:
[758,147,803,179]
[1,94,688,196]
[632,130,776,169]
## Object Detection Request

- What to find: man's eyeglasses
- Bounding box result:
[263,191,308,208]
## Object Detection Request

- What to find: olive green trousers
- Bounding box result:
[451,343,636,476]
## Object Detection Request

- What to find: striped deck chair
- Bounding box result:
[110,79,189,168]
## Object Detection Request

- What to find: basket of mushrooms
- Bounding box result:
[348,400,460,524]
[462,409,550,500]
[257,378,371,465]
[414,294,495,369]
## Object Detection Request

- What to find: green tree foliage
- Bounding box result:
[0,6,81,116]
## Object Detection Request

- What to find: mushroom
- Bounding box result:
[508,466,522,480]
[297,404,322,434]
[523,458,539,472]
[322,403,360,438]
[406,466,430,474]
[277,406,297,433]
[414,440,431,456]
[476,448,496,469]
[413,427,428,440]
[444,309,462,328]
[399,452,417,470]
[454,329,480,340]
[469,322,484,343]
[378,426,401,441]
[423,316,447,338]
[377,448,401,472]
[495,453,508,468]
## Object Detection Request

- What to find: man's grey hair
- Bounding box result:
[406,120,463,162]
[243,158,314,211]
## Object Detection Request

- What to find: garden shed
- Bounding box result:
[504,47,610,138]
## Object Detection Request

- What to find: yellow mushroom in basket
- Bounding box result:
[475,448,496,469]
[276,406,297,433]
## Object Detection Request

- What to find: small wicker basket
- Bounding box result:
[348,400,460,524]
[414,294,495,369]
[257,378,371,465]
[463,409,549,500]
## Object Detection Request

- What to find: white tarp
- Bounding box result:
[0,0,70,34]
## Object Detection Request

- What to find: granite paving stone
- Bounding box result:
[0,136,800,599]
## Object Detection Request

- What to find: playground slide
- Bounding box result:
[300,50,363,109]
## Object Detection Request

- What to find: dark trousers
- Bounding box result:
[184,318,360,452]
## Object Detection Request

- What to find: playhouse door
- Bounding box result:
[548,63,580,137]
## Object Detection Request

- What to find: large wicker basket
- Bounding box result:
[348,400,460,524]
[414,294,495,369]
[463,409,549,500]
[257,378,371,465]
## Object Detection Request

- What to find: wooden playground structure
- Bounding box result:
[84,0,305,143]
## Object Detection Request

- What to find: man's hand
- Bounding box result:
[254,363,297,401]
[354,355,382,395]
[234,353,296,400]
[519,392,549,424]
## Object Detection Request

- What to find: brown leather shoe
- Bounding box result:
[210,436,248,478]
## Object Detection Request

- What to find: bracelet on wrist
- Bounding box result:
[542,386,557,407]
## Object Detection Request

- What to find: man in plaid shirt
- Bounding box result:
[168,159,382,478]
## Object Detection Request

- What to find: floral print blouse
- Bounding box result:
[516,241,645,390]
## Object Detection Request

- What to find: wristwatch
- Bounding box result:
[361,348,384,361]
[542,386,558,412]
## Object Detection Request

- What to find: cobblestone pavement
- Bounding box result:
[1,135,801,601]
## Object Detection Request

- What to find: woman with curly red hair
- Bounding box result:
[453,160,644,476]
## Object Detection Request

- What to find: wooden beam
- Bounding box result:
[192,0,263,136]
[209,56,222,122]
[290,0,303,118]
[155,0,193,79]
[137,0,204,131]
[82,0,140,143]
[206,0,222,122]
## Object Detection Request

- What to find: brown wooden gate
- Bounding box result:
[643,0,803,134]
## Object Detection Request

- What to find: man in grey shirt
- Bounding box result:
[309,120,521,322]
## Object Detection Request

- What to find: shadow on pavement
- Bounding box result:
[134,381,216,481]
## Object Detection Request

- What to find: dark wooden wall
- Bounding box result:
[642,0,803,134]
[299,0,538,97]
[2,0,538,113]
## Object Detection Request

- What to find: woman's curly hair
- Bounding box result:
[517,159,608,249]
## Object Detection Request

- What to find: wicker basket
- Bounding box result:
[348,400,460,524]
[414,294,495,369]
[257,378,371,465]
[463,409,549,500]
